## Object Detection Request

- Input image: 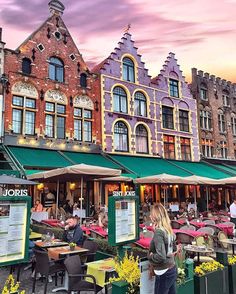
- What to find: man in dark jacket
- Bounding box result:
[63,216,83,246]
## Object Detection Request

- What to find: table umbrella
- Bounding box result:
[0,175,37,185]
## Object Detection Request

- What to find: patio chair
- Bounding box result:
[32,249,65,294]
[197,227,215,236]
[218,231,229,251]
[64,255,102,294]
[175,232,194,245]
[171,220,181,229]
[81,240,99,263]
[203,220,215,225]
[181,225,196,231]
[193,236,214,263]
[223,222,235,229]
[205,224,222,235]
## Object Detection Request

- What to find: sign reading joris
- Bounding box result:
[108,195,139,246]
[2,189,28,196]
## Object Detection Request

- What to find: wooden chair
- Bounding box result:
[175,232,194,245]
[203,220,215,225]
[197,227,215,236]
[171,220,181,229]
[218,231,229,251]
[181,225,196,231]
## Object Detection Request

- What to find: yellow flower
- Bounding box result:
[2,274,25,294]
[228,255,236,265]
[194,261,224,276]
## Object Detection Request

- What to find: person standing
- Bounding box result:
[32,200,44,212]
[230,198,236,226]
[148,203,178,294]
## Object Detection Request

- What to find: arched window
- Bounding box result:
[80,73,87,88]
[136,125,148,154]
[122,57,135,82]
[114,121,128,152]
[22,58,32,75]
[134,92,147,117]
[49,57,64,82]
[113,87,127,113]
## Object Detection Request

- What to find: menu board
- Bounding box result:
[108,196,139,246]
[0,196,30,266]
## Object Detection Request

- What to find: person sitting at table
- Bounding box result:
[32,200,44,212]
[98,207,108,228]
[63,216,83,246]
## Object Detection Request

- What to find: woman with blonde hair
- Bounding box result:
[148,203,178,294]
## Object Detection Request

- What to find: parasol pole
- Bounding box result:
[206,187,209,212]
[80,176,83,225]
[56,180,59,219]
[194,186,197,217]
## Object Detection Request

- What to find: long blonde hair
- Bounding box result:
[150,203,173,235]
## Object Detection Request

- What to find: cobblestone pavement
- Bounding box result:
[0,266,107,294]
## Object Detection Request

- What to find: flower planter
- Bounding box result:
[194,268,229,294]
[177,279,194,294]
[111,281,129,294]
[95,250,114,261]
[228,264,236,294]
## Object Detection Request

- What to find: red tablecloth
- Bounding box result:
[135,237,151,249]
[81,225,91,235]
[41,219,60,227]
[139,224,154,232]
[190,221,206,228]
[217,224,234,236]
[89,225,108,237]
[177,219,186,225]
[173,229,205,238]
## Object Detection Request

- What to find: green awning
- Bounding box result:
[109,155,191,177]
[0,169,20,176]
[169,160,230,179]
[7,146,71,169]
[210,164,236,176]
[24,169,44,175]
[62,151,122,170]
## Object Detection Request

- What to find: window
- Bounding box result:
[49,57,64,82]
[114,121,128,152]
[232,116,236,136]
[162,106,174,129]
[179,110,189,132]
[218,113,226,133]
[223,93,230,107]
[45,102,66,139]
[134,92,147,117]
[220,141,227,159]
[113,87,127,113]
[12,96,36,135]
[201,139,214,158]
[135,125,148,154]
[74,108,92,142]
[163,135,175,159]
[122,57,135,82]
[169,79,179,97]
[80,73,87,88]
[200,110,212,130]
[200,87,208,101]
[22,58,32,75]
[180,138,191,161]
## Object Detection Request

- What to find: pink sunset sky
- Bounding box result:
[1,0,236,82]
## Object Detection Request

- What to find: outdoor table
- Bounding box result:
[221,238,236,254]
[49,245,89,293]
[135,237,151,249]
[89,225,108,238]
[217,224,234,236]
[177,219,187,225]
[184,244,214,263]
[34,240,68,248]
[31,211,48,222]
[29,231,42,240]
[81,225,91,235]
[173,229,206,238]
[86,258,116,293]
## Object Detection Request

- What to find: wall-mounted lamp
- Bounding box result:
[70,96,73,107]
[69,182,76,191]
[95,100,99,112]
[37,183,44,191]
[40,89,44,101]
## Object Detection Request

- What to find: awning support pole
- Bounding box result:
[56,180,59,219]
[80,177,83,225]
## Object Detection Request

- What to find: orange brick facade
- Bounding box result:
[3,11,101,150]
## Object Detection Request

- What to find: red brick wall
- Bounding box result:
[4,14,101,144]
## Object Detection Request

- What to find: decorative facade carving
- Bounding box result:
[45,89,67,104]
[12,82,38,98]
[74,95,94,110]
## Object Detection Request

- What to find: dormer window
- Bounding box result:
[169,79,179,98]
[49,57,64,82]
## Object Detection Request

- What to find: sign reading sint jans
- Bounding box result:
[113,191,135,196]
[2,189,28,196]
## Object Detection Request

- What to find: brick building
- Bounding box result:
[0,28,6,141]
[93,33,199,161]
[191,68,236,160]
[3,0,101,153]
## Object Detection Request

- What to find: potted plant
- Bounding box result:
[110,252,141,294]
[2,274,25,294]
[194,260,229,294]
[228,255,236,294]
[69,242,76,251]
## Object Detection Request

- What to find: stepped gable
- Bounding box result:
[152,52,192,96]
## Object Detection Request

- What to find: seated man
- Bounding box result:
[63,216,83,246]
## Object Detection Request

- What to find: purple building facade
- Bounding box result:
[94,33,200,161]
